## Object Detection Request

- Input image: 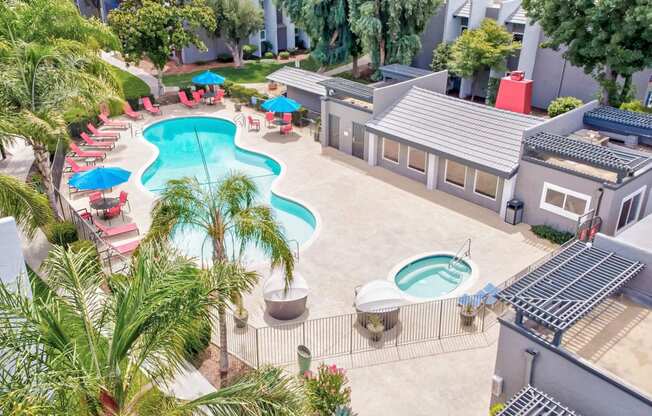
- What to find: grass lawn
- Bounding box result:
[162,60,291,87]
[109,66,151,99]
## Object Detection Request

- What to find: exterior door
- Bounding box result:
[352,122,365,159]
[328,115,340,149]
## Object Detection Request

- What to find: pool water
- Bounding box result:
[141,117,316,264]
[394,255,472,299]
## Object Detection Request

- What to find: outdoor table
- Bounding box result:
[84,158,97,166]
[203,91,216,105]
[273,119,289,126]
[90,197,119,218]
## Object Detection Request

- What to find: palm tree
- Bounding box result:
[0,242,305,415]
[0,0,121,215]
[148,174,295,384]
[0,173,53,239]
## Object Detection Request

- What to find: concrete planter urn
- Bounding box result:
[234,308,249,328]
[366,314,385,342]
[234,102,243,112]
[460,305,477,327]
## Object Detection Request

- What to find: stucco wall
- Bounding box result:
[372,71,449,116]
[436,159,504,212]
[413,5,447,69]
[286,86,322,114]
[182,29,231,64]
[493,321,652,416]
[0,217,29,294]
[376,140,429,184]
[320,98,372,159]
[599,175,651,236]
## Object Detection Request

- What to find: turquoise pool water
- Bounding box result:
[394,255,472,299]
[141,117,316,264]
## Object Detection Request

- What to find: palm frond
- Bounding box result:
[0,174,53,238]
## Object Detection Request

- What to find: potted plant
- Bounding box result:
[366,314,385,342]
[268,81,278,91]
[234,99,244,112]
[233,294,248,328]
[312,117,321,142]
[460,303,477,327]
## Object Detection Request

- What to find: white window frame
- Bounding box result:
[616,185,647,234]
[539,182,591,220]
[382,138,400,165]
[444,159,467,189]
[407,147,426,174]
[473,169,499,200]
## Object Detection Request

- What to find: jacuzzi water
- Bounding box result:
[394,255,472,299]
[141,117,316,264]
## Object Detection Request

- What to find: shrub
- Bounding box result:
[216,52,234,63]
[69,240,99,261]
[490,403,505,416]
[547,96,583,118]
[620,100,652,114]
[278,51,290,60]
[485,77,500,106]
[292,107,309,126]
[303,364,352,416]
[184,318,212,360]
[287,47,298,56]
[261,40,273,54]
[243,44,258,59]
[263,51,275,59]
[531,225,574,245]
[46,221,78,247]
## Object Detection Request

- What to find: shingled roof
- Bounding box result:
[266,66,331,96]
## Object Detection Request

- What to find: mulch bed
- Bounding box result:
[191,343,252,388]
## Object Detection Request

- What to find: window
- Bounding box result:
[539,183,591,220]
[259,30,266,41]
[445,159,467,188]
[512,32,524,42]
[382,138,400,164]
[617,186,646,232]
[474,170,499,199]
[408,147,426,173]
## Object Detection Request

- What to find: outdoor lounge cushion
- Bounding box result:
[94,219,139,237]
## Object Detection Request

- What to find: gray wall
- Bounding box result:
[182,29,231,64]
[437,159,504,212]
[522,100,599,138]
[320,98,373,159]
[493,322,652,416]
[598,174,651,236]
[286,87,322,114]
[413,5,447,69]
[372,71,449,116]
[376,139,428,184]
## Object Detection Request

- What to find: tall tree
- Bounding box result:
[147,174,295,385]
[522,0,652,106]
[0,0,120,216]
[0,242,305,415]
[277,0,362,74]
[349,0,443,79]
[0,174,53,239]
[207,0,264,68]
[109,0,216,94]
[449,19,520,100]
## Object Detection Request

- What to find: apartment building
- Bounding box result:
[412,0,652,110]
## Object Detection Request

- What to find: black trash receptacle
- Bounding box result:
[505,199,524,225]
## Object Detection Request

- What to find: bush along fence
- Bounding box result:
[215,241,569,368]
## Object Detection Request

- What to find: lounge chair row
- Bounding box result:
[458,283,499,307]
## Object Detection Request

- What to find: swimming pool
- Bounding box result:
[141,116,316,264]
[390,253,477,300]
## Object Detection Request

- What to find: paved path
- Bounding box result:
[323,54,372,76]
[101,51,160,97]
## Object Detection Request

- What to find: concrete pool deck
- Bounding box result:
[62,100,553,325]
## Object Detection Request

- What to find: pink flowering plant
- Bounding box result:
[302,364,352,415]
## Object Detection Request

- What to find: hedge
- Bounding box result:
[46,221,78,247]
[547,96,582,118]
[531,225,574,245]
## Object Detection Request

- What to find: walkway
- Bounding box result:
[101,51,160,97]
[323,54,372,76]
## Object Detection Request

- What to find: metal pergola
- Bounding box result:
[498,385,581,416]
[318,78,375,102]
[497,240,644,345]
[584,106,652,138]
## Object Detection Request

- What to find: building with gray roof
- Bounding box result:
[266,66,332,114]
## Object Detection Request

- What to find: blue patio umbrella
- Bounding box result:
[261,96,302,113]
[68,167,131,191]
[191,70,225,85]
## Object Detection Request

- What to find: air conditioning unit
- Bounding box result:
[491,375,504,397]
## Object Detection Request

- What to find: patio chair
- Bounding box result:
[265,111,275,128]
[118,190,131,212]
[142,97,162,115]
[98,113,129,129]
[108,239,140,256]
[93,218,139,238]
[282,113,292,124]
[77,208,92,222]
[478,283,500,306]
[178,91,199,108]
[123,102,143,120]
[280,124,293,135]
[69,143,105,160]
[215,89,224,103]
[88,191,102,204]
[104,204,125,222]
[65,157,93,174]
[192,90,203,104]
[247,115,261,131]
[80,133,114,150]
[87,123,120,140]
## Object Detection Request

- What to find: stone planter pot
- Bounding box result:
[234,309,249,328]
[367,323,385,342]
[460,308,477,327]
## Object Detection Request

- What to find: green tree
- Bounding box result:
[349,0,443,79]
[0,243,305,415]
[0,0,121,216]
[147,174,295,385]
[449,19,520,100]
[278,0,363,74]
[430,42,454,74]
[0,174,53,239]
[547,96,583,118]
[207,0,264,68]
[109,0,216,94]
[522,0,652,106]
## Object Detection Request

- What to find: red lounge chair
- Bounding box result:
[93,218,139,237]
[142,97,162,115]
[282,113,292,124]
[265,111,275,127]
[192,91,203,103]
[178,91,198,108]
[118,191,131,212]
[110,239,140,255]
[280,124,293,135]
[70,143,105,160]
[123,102,143,120]
[99,102,110,116]
[247,116,261,131]
[77,208,92,221]
[87,123,119,140]
[98,113,129,129]
[104,204,124,221]
[66,157,93,173]
[80,133,114,150]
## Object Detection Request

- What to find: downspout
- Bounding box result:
[524,348,538,386]
[594,187,604,217]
